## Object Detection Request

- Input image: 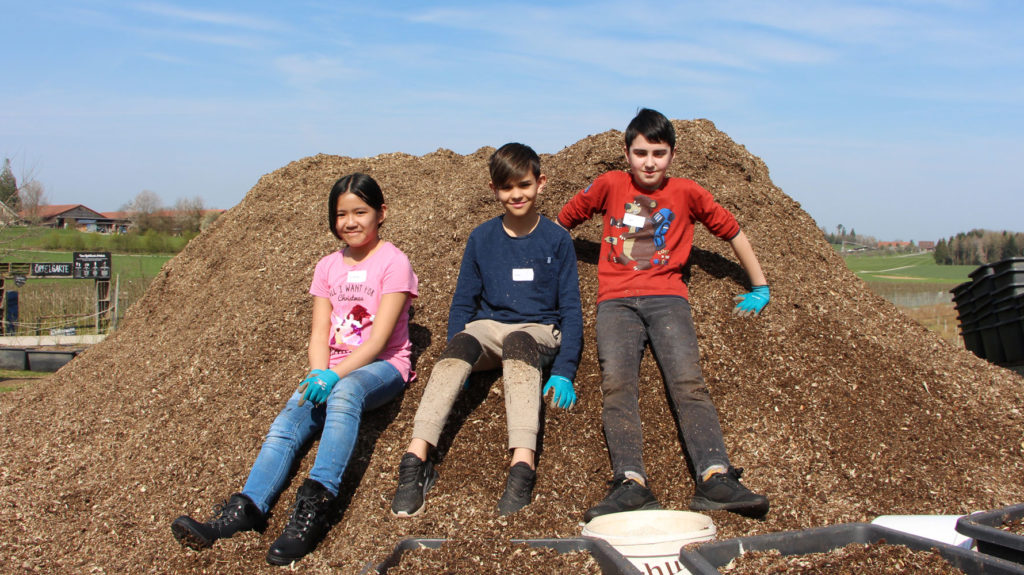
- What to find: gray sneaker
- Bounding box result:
[391,452,438,517]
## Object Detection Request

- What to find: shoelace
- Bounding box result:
[505,471,533,496]
[397,458,423,486]
[208,499,244,528]
[282,495,319,539]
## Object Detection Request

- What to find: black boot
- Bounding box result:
[171,493,265,550]
[265,478,335,566]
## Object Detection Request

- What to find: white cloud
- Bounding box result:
[129,2,282,31]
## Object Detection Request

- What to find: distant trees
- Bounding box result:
[934,230,1024,265]
[821,224,877,251]
[121,190,217,234]
[123,190,165,232]
[173,196,205,234]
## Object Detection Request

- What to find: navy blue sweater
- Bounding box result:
[447,215,583,381]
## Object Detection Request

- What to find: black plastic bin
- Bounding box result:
[992,298,1024,363]
[361,537,641,574]
[960,319,986,359]
[956,503,1024,565]
[26,349,79,372]
[978,309,1008,363]
[0,347,27,370]
[678,523,1024,575]
[951,280,974,307]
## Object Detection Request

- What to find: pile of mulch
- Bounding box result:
[1,119,1022,574]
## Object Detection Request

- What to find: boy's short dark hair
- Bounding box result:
[624,108,676,150]
[489,143,541,186]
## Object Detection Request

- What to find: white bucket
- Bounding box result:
[871,515,974,549]
[582,510,716,575]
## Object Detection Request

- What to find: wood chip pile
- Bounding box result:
[2,120,1021,574]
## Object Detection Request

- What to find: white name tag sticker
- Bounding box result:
[347,270,367,283]
[623,213,646,228]
[512,268,534,282]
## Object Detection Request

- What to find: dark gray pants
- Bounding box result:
[596,296,731,479]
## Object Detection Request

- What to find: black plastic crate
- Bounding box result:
[952,280,974,306]
[956,503,1024,565]
[960,323,986,358]
[978,310,1008,363]
[360,536,641,574]
[970,263,995,282]
[0,347,27,370]
[993,257,1024,275]
[26,349,79,372]
[993,278,1024,301]
[678,523,1024,575]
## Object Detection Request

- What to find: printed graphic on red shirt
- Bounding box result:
[604,194,675,270]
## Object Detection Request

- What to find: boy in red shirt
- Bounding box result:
[558,108,771,521]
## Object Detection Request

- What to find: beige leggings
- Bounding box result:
[411,320,560,451]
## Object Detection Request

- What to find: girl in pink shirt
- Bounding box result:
[172,173,418,565]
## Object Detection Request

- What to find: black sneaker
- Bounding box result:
[497,462,536,516]
[171,493,265,550]
[689,467,769,518]
[391,452,438,517]
[583,475,661,523]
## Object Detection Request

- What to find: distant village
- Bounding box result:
[2,203,225,235]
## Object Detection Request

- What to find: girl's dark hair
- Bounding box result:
[624,108,676,150]
[328,173,385,240]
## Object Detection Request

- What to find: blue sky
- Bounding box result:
[2,1,1022,242]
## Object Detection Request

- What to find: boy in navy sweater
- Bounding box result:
[391,142,583,517]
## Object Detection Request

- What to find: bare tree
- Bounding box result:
[123,190,165,232]
[19,181,47,224]
[173,196,204,234]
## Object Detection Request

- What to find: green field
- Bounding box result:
[839,250,975,345]
[0,226,192,255]
[841,251,974,285]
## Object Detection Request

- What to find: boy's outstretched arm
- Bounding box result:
[729,230,770,317]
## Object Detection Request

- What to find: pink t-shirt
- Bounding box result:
[309,241,419,382]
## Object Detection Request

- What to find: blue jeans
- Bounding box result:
[596,296,730,479]
[241,360,404,514]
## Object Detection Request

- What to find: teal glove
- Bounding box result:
[733,285,770,317]
[299,369,327,388]
[297,369,340,405]
[296,369,325,405]
[542,375,576,409]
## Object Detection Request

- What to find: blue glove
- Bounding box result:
[299,369,326,388]
[297,369,340,405]
[296,369,325,405]
[542,375,576,409]
[733,285,770,317]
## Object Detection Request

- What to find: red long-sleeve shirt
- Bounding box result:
[557,171,740,303]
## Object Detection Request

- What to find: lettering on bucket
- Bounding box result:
[638,557,687,575]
